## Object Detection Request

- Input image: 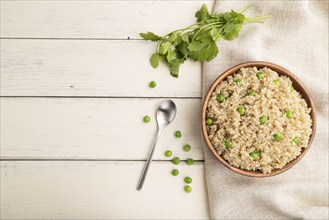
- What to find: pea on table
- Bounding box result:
[183,144,191,152]
[175,131,182,138]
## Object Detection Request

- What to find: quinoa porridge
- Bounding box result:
[206,67,312,174]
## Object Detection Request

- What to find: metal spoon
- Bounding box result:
[137,100,177,191]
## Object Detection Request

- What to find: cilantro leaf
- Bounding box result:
[168,31,178,42]
[140,32,162,41]
[224,10,245,23]
[208,27,221,41]
[211,12,224,20]
[159,42,171,54]
[195,4,211,22]
[181,34,190,43]
[173,35,182,45]
[177,41,189,57]
[150,53,163,68]
[188,36,218,62]
[166,48,176,62]
[169,59,182,78]
[222,23,243,41]
[188,40,206,52]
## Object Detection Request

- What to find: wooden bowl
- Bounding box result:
[201,61,316,177]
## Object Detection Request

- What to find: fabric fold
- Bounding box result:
[202,1,328,219]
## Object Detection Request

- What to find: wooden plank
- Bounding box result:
[0,1,213,39]
[0,98,203,160]
[0,161,209,219]
[0,39,201,97]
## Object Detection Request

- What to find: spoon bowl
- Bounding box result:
[156,100,177,127]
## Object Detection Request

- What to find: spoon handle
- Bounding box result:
[137,128,163,191]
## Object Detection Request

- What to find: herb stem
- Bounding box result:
[245,15,272,23]
[244,15,271,24]
[163,21,205,39]
[240,4,254,14]
[191,22,218,42]
[245,19,265,23]
[253,15,272,19]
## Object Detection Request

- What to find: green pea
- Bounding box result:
[273,80,281,87]
[236,106,245,116]
[143,116,151,123]
[225,139,233,150]
[286,110,293,119]
[274,132,283,141]
[184,185,192,193]
[164,150,172,157]
[171,169,179,176]
[293,136,300,144]
[175,131,182,138]
[206,118,213,125]
[217,93,225,102]
[149,80,157,88]
[235,78,243,86]
[290,86,295,92]
[183,144,191,152]
[249,151,260,159]
[172,157,180,165]
[184,177,192,184]
[256,71,265,79]
[247,89,256,96]
[186,158,194,165]
[259,115,268,125]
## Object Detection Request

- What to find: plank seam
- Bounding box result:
[0,96,202,99]
[0,37,142,41]
[0,159,205,162]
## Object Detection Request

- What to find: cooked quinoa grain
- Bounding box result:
[206,67,312,174]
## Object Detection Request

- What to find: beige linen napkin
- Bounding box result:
[202,0,328,219]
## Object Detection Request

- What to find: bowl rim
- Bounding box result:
[201,61,317,177]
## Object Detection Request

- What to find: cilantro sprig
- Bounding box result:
[140,4,271,77]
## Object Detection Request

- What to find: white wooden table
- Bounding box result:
[0,1,213,219]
